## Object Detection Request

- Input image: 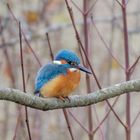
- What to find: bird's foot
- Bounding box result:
[65,96,71,102]
[58,96,70,102]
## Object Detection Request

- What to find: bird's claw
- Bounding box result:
[58,96,71,102]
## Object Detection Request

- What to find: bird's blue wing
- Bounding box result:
[35,63,68,92]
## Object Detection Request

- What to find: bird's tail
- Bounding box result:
[34,90,41,97]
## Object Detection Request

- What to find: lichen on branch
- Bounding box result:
[0,79,140,111]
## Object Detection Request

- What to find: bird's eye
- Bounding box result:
[73,62,77,66]
[68,61,77,66]
[68,61,72,65]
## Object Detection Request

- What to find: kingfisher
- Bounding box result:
[34,49,91,100]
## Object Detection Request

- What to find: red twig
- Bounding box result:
[19,22,26,91]
[106,99,127,128]
[68,110,90,134]
[25,73,30,87]
[83,1,94,140]
[115,0,125,8]
[121,0,131,139]
[78,45,86,66]
[71,0,83,13]
[46,33,54,60]
[65,0,126,130]
[63,109,74,140]
[129,55,140,75]
[92,96,120,133]
[71,0,98,15]
[19,22,32,140]
[84,0,98,15]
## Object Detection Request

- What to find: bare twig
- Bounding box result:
[92,96,120,134]
[131,110,140,128]
[115,0,124,8]
[46,33,54,60]
[129,55,140,75]
[71,0,83,13]
[19,22,32,140]
[65,0,126,129]
[68,110,90,134]
[85,0,98,15]
[63,109,74,140]
[121,0,131,139]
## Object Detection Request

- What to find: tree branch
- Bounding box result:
[0,79,140,111]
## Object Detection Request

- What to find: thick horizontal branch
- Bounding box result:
[0,79,140,111]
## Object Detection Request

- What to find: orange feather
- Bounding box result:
[40,70,80,97]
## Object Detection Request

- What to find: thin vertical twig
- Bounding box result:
[131,110,140,128]
[46,33,54,60]
[19,22,32,140]
[121,0,131,139]
[63,109,74,140]
[83,0,93,140]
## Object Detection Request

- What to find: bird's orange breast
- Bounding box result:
[40,70,80,97]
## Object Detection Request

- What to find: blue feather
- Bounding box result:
[55,49,80,64]
[35,63,70,92]
[35,49,81,93]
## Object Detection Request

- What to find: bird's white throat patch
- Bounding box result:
[53,60,62,65]
[69,68,78,72]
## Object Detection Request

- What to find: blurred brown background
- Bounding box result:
[0,0,140,140]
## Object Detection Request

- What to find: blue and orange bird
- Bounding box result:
[34,49,92,100]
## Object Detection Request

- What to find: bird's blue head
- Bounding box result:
[54,49,92,74]
[55,49,80,65]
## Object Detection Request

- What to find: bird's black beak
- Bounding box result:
[77,64,92,74]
